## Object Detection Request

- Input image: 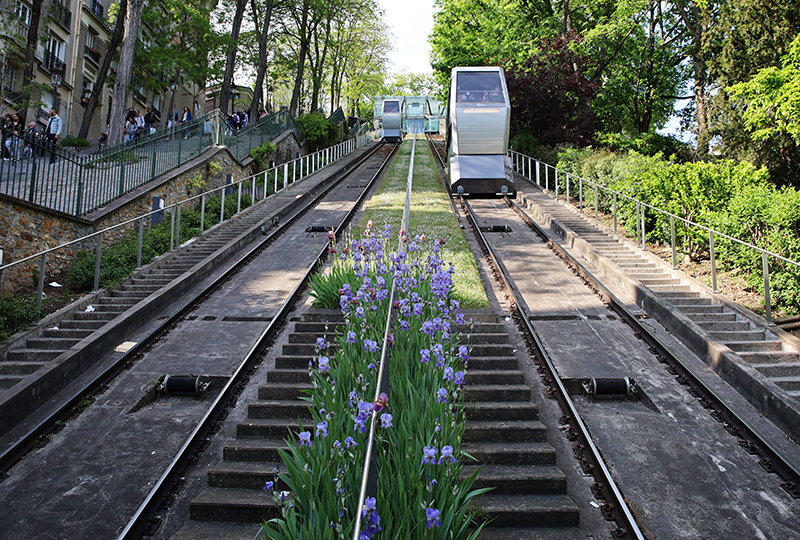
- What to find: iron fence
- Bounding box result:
[0,130,375,314]
[0,108,296,217]
[508,149,800,322]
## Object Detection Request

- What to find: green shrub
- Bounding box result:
[0,294,42,342]
[59,135,92,148]
[250,142,276,172]
[295,113,338,152]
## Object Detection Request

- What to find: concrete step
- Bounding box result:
[710,330,766,342]
[645,284,692,293]
[476,527,587,540]
[97,296,140,306]
[169,520,260,540]
[189,487,277,522]
[727,341,783,353]
[466,464,567,495]
[247,400,311,419]
[464,420,547,443]
[236,418,304,440]
[659,291,701,299]
[274,355,313,370]
[464,402,539,422]
[753,363,800,378]
[5,349,62,363]
[685,312,738,323]
[462,441,555,465]
[223,439,288,463]
[470,493,579,527]
[72,311,117,321]
[465,385,531,402]
[737,351,799,364]
[59,319,106,330]
[0,376,24,389]
[468,357,520,371]
[769,376,800,391]
[42,327,95,339]
[674,304,726,314]
[266,369,309,385]
[0,361,45,375]
[257,383,312,401]
[465,370,526,386]
[696,321,752,332]
[207,461,282,489]
[24,337,80,350]
[637,277,683,286]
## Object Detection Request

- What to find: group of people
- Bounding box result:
[228,110,248,130]
[123,106,194,143]
[2,109,62,163]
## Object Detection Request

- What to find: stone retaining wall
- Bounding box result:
[0,131,302,294]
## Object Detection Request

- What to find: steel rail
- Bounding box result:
[352,135,415,539]
[459,195,647,540]
[503,195,800,498]
[117,142,400,539]
[0,142,391,476]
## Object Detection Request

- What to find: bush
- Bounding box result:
[249,141,276,172]
[64,193,253,292]
[295,113,338,152]
[59,135,92,148]
[0,294,42,342]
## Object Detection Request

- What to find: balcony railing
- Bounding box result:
[44,51,67,74]
[88,0,103,19]
[49,0,72,30]
[84,45,101,64]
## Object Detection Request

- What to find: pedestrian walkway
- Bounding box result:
[0,109,295,216]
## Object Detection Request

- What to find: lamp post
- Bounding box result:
[50,66,64,109]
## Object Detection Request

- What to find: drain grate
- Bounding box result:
[480,225,512,233]
[306,225,334,233]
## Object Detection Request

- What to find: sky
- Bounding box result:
[377,0,436,75]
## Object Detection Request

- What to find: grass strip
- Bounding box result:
[357,137,489,309]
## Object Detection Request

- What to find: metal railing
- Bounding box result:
[0,130,375,312]
[0,108,296,217]
[49,0,72,29]
[509,149,800,322]
[352,135,417,538]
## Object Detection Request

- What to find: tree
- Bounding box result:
[78,0,127,139]
[505,35,598,147]
[219,0,249,116]
[18,0,44,126]
[108,0,146,146]
[248,0,277,121]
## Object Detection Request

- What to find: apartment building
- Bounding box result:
[1,0,200,142]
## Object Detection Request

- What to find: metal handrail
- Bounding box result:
[0,108,294,217]
[0,131,377,316]
[509,149,800,322]
[352,135,416,539]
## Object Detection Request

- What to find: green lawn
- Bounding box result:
[357,136,489,309]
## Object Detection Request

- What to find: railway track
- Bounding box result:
[428,134,800,538]
[0,141,398,540]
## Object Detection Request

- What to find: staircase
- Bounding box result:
[520,189,800,401]
[173,310,582,538]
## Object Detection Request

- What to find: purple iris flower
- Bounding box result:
[420,349,431,363]
[443,367,454,382]
[346,331,357,343]
[454,371,465,385]
[380,413,393,428]
[298,431,312,447]
[318,356,330,372]
[422,445,438,464]
[436,388,448,403]
[316,337,326,350]
[426,507,441,528]
[439,445,457,464]
[458,345,469,362]
[316,421,328,438]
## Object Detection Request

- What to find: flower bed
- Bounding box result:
[263,224,489,538]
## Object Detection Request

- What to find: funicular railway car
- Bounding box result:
[381,98,404,142]
[446,66,513,196]
[404,98,426,134]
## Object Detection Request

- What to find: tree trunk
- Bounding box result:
[219,0,249,117]
[290,0,311,117]
[19,0,43,126]
[108,0,145,147]
[249,0,275,123]
[77,0,127,139]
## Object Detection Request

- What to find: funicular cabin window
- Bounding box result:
[383,101,399,113]
[456,72,504,103]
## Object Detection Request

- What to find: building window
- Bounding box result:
[86,31,95,50]
[15,2,31,26]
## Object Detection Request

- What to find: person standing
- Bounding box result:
[44,108,62,164]
[181,106,192,139]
